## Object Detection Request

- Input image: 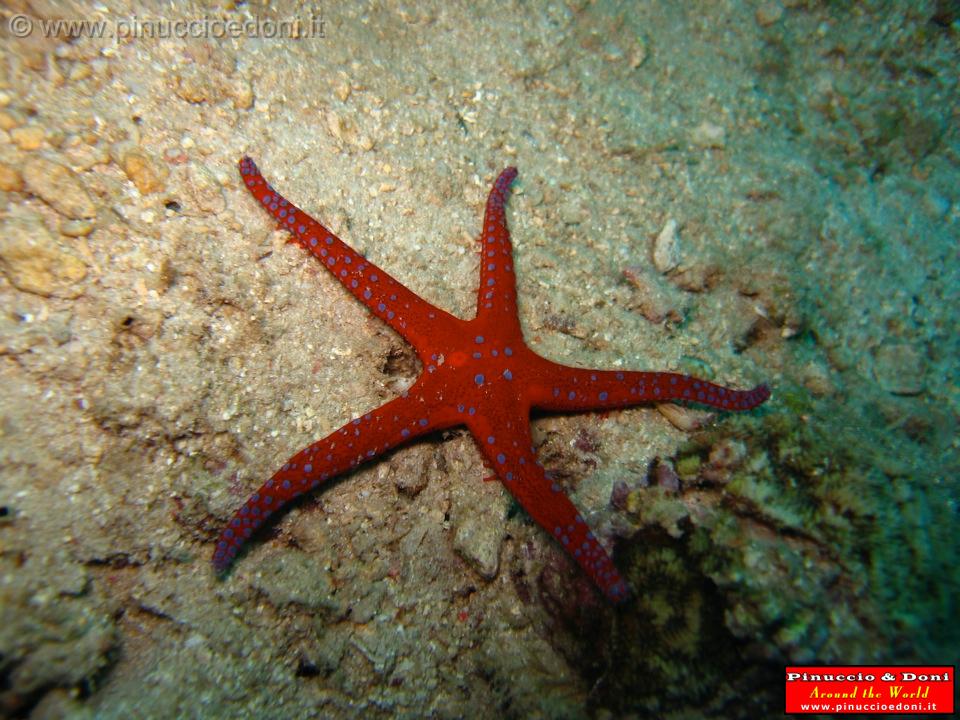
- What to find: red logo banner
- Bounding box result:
[785,666,954,714]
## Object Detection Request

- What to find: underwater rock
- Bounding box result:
[388,448,431,497]
[800,360,836,396]
[755,1,785,27]
[175,65,222,104]
[610,479,632,510]
[22,157,96,219]
[653,458,681,492]
[121,148,168,196]
[250,551,343,615]
[11,124,46,150]
[872,341,926,395]
[453,493,506,581]
[0,161,22,191]
[59,218,96,238]
[229,76,254,110]
[0,552,118,715]
[690,120,726,149]
[0,213,87,297]
[657,402,713,432]
[622,265,684,324]
[183,161,225,215]
[704,438,748,482]
[652,218,681,273]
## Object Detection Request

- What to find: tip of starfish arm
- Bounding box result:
[752,382,772,405]
[499,167,518,185]
[606,578,631,604]
[212,538,240,575]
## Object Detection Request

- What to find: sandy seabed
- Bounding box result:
[0,1,956,718]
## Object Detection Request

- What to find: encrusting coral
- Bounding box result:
[591,381,956,714]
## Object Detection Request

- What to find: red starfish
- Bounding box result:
[215,158,771,603]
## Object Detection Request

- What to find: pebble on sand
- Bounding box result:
[653,459,681,492]
[755,1,785,27]
[10,125,46,150]
[872,342,926,396]
[656,402,713,432]
[59,218,97,238]
[0,214,88,297]
[622,265,682,324]
[453,514,504,581]
[121,149,169,196]
[653,218,681,273]
[22,158,96,219]
[0,162,22,192]
[690,121,726,149]
[0,109,20,130]
[184,162,225,214]
[175,66,221,104]
[229,77,254,110]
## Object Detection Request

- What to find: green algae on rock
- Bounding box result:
[597,387,957,715]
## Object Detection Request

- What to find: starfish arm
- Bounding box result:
[238,157,460,356]
[474,168,522,335]
[528,364,770,413]
[213,387,459,571]
[466,401,629,603]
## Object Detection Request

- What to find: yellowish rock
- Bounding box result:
[0,214,88,297]
[59,218,96,237]
[11,125,46,150]
[229,77,254,110]
[756,1,785,26]
[0,162,22,192]
[122,148,168,195]
[22,157,96,219]
[801,362,835,397]
[69,62,92,82]
[656,402,713,432]
[0,110,20,131]
[176,66,220,104]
